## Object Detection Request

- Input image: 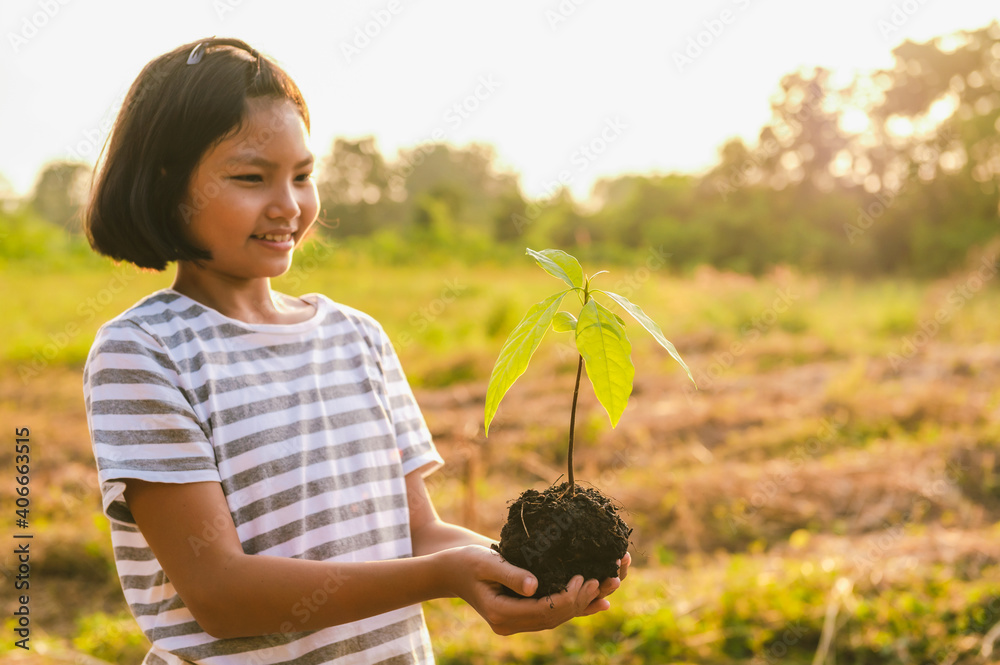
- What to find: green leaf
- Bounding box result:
[552,311,577,332]
[527,248,584,289]
[575,300,634,427]
[600,290,696,386]
[588,270,609,282]
[484,290,570,434]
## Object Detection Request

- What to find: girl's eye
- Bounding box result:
[296,173,314,182]
[231,174,263,183]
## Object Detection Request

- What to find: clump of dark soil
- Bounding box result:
[493,482,631,598]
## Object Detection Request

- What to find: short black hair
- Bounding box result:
[85,37,310,270]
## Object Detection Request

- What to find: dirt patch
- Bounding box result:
[493,482,631,597]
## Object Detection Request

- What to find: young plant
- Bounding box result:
[484,248,695,495]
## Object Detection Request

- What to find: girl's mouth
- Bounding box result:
[251,233,294,242]
[250,233,296,251]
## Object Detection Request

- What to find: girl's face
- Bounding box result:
[178,98,319,283]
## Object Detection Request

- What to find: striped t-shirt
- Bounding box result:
[83,289,444,665]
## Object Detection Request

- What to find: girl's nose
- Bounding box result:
[266,181,301,220]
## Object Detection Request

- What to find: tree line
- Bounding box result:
[7,22,1000,276]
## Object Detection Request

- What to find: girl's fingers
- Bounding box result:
[482,549,538,598]
[597,575,621,599]
[478,568,613,635]
[557,576,599,614]
[580,578,601,607]
[553,575,585,608]
[619,551,632,580]
[582,597,612,615]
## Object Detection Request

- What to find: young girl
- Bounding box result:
[82,38,628,665]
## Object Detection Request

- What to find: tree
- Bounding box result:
[30,161,90,231]
[395,142,521,240]
[315,137,397,236]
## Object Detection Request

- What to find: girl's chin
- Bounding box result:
[210,266,294,282]
[179,255,296,281]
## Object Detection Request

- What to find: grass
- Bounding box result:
[2,249,1000,663]
[7,250,1000,382]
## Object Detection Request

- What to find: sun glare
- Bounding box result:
[839,108,871,134]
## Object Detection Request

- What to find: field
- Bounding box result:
[2,246,1000,664]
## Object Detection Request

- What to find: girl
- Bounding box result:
[82,37,628,665]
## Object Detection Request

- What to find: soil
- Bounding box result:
[492,482,632,598]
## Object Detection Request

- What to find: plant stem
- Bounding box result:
[566,353,584,497]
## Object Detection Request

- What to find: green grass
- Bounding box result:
[8,250,1000,388]
[423,554,1000,665]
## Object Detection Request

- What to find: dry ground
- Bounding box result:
[2,330,999,663]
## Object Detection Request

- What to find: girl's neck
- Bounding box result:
[171,269,314,325]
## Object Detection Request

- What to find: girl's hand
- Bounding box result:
[440,545,615,636]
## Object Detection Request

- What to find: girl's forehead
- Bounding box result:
[241,100,306,137]
[209,100,311,162]
[245,97,302,123]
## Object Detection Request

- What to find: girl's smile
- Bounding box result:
[250,231,296,251]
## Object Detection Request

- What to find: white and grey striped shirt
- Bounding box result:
[83,289,443,665]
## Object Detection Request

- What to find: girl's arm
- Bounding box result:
[124,475,618,639]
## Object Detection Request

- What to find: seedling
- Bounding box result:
[485,248,695,596]
[485,248,694,491]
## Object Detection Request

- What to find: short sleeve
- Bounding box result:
[83,320,221,526]
[372,326,444,477]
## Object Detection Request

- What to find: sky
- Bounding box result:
[1,0,998,202]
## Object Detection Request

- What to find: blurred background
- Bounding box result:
[3,1,1000,663]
